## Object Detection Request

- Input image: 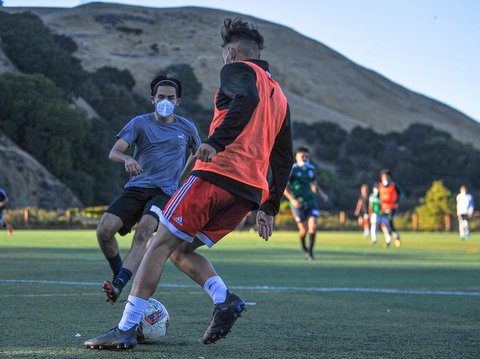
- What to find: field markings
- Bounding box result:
[1,279,480,297]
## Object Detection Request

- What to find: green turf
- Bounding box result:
[0,230,479,358]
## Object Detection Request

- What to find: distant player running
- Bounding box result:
[84,17,293,350]
[284,147,328,260]
[354,184,370,238]
[0,188,13,236]
[456,185,474,240]
[378,169,403,248]
[98,75,201,304]
[368,183,380,244]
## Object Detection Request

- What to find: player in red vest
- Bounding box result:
[84,17,293,350]
[378,169,403,247]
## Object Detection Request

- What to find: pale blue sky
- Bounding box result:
[5,0,480,122]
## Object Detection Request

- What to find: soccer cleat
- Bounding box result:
[103,280,122,304]
[307,252,315,261]
[383,241,391,248]
[394,238,401,247]
[203,291,246,345]
[83,325,137,350]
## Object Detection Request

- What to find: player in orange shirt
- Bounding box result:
[378,169,403,248]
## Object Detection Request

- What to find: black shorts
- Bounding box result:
[106,187,171,236]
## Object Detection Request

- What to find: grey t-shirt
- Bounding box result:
[117,113,201,196]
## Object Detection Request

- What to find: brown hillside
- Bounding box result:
[0,132,82,209]
[5,3,480,149]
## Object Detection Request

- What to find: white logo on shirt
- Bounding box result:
[174,216,183,225]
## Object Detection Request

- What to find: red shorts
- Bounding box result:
[159,176,252,247]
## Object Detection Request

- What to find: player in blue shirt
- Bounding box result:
[99,75,201,304]
[0,188,13,236]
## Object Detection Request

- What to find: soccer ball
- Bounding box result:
[137,298,169,344]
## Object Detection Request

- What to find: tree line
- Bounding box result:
[0,10,478,212]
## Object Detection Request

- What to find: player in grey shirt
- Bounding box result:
[98,75,201,304]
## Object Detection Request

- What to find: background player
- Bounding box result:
[456,185,474,240]
[284,147,328,260]
[354,184,370,238]
[0,187,13,236]
[378,169,403,248]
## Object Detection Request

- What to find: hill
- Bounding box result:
[5,2,480,148]
[0,131,82,209]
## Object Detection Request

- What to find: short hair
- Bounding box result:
[221,17,264,50]
[296,147,309,154]
[380,169,392,177]
[150,75,182,97]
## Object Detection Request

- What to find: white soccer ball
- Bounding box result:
[137,298,169,344]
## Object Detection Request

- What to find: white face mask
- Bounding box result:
[382,180,390,186]
[373,188,379,195]
[156,99,175,117]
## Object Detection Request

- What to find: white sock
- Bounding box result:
[381,226,391,243]
[203,276,227,304]
[118,295,149,331]
[370,224,377,243]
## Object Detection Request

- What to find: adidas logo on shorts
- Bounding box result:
[174,216,183,225]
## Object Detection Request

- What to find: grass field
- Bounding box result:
[0,230,479,359]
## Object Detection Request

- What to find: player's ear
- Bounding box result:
[175,98,181,107]
[151,96,156,105]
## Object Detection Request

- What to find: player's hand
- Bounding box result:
[124,157,143,175]
[292,199,302,208]
[256,210,274,241]
[194,143,217,162]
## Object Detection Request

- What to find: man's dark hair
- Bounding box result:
[150,75,182,97]
[296,147,309,154]
[221,17,264,50]
[380,169,392,177]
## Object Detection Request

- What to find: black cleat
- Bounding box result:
[203,291,246,345]
[103,280,122,304]
[83,325,137,350]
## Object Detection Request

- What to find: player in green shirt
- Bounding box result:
[284,147,328,260]
[368,183,381,244]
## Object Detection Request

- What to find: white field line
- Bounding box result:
[1,279,479,297]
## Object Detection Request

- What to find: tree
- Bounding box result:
[415,180,455,231]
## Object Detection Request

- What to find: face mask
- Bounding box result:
[382,180,390,186]
[373,188,378,195]
[156,99,175,117]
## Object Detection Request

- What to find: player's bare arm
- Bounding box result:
[179,153,197,185]
[109,138,143,175]
[284,187,301,208]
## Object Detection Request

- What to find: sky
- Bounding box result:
[5,0,480,123]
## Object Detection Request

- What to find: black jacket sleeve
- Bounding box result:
[259,104,294,216]
[204,62,259,152]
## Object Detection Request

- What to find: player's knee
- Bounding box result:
[96,223,113,242]
[133,225,154,244]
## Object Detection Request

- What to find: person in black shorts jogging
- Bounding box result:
[98,75,201,304]
[354,184,370,238]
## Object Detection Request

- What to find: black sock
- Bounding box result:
[107,253,122,278]
[115,267,132,289]
[300,235,308,252]
[308,232,316,255]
